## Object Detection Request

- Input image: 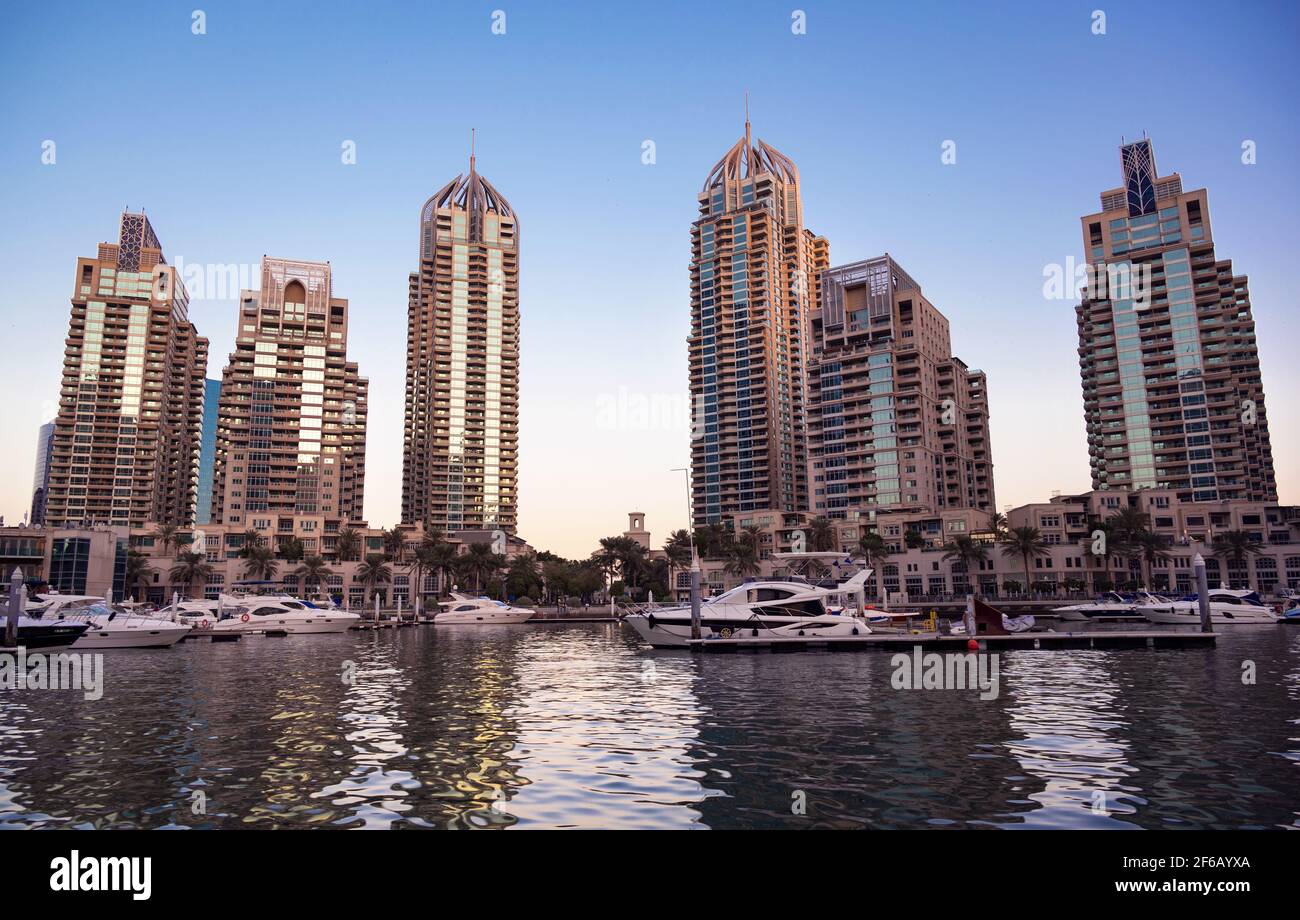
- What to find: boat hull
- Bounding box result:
[8,623,90,651]
[72,623,191,649]
[624,613,867,648]
[1143,605,1278,626]
[212,613,360,634]
[435,610,534,625]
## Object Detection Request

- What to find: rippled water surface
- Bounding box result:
[2,624,1297,828]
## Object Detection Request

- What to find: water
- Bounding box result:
[1,623,1297,829]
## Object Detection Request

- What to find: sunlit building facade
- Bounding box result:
[1077,139,1276,502]
[211,257,368,529]
[689,119,828,526]
[402,153,520,533]
[807,255,995,521]
[44,213,208,528]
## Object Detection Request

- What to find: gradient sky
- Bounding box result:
[1,0,1297,558]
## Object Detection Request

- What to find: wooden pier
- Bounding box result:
[687,630,1217,653]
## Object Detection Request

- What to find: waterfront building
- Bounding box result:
[29,421,55,525]
[43,213,208,529]
[1076,139,1276,503]
[689,117,828,526]
[211,257,369,543]
[666,489,1300,601]
[195,378,221,525]
[402,149,520,534]
[806,255,995,524]
[0,525,127,600]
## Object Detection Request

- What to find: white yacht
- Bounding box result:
[1052,591,1165,622]
[1142,589,1279,626]
[27,595,190,648]
[207,599,360,634]
[435,594,535,625]
[623,572,873,648]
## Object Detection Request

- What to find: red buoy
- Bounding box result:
[966,639,979,651]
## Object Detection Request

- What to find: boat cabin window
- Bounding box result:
[749,587,796,603]
[252,607,283,617]
[454,605,477,612]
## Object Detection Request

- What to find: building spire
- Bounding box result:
[469,127,476,175]
[744,91,751,150]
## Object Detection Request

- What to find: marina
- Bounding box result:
[1,620,1297,830]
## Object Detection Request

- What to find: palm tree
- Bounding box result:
[988,511,1007,534]
[154,523,179,557]
[1133,530,1171,590]
[382,527,406,562]
[355,553,393,608]
[505,553,542,600]
[294,555,333,598]
[592,536,625,593]
[1085,515,1119,587]
[619,540,649,591]
[239,529,264,555]
[807,516,836,552]
[278,536,305,562]
[335,527,362,562]
[460,543,504,594]
[242,544,279,582]
[168,551,213,599]
[430,542,459,596]
[124,550,154,602]
[1000,526,1049,595]
[1108,507,1151,548]
[405,541,441,616]
[857,532,891,602]
[942,536,989,591]
[1211,530,1263,588]
[724,541,762,580]
[904,529,926,550]
[663,529,693,596]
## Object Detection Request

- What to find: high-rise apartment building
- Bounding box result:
[807,255,994,519]
[211,257,368,527]
[29,421,55,525]
[195,378,221,525]
[1076,139,1276,502]
[689,119,828,526]
[402,153,520,533]
[44,213,208,528]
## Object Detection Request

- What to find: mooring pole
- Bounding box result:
[689,555,702,641]
[4,567,23,647]
[1193,552,1212,632]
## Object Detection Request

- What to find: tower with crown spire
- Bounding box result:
[401,141,520,533]
[688,113,828,527]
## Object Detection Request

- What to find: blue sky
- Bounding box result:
[1,0,1297,557]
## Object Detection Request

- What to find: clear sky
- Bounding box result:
[1,0,1297,558]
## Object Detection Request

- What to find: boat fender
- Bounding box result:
[646,613,656,629]
[852,627,859,635]
[241,613,250,623]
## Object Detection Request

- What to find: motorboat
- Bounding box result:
[61,602,190,649]
[1142,588,1280,626]
[1052,591,1164,621]
[207,599,359,634]
[4,617,91,650]
[22,593,188,649]
[623,571,874,648]
[434,594,535,625]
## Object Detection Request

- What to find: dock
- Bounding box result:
[686,630,1217,653]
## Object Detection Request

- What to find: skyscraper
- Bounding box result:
[402,151,520,533]
[1076,139,1276,502]
[689,118,828,526]
[807,255,995,518]
[211,257,368,527]
[29,420,54,525]
[44,213,208,528]
[195,378,221,525]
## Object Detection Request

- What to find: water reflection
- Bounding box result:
[0,625,1296,829]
